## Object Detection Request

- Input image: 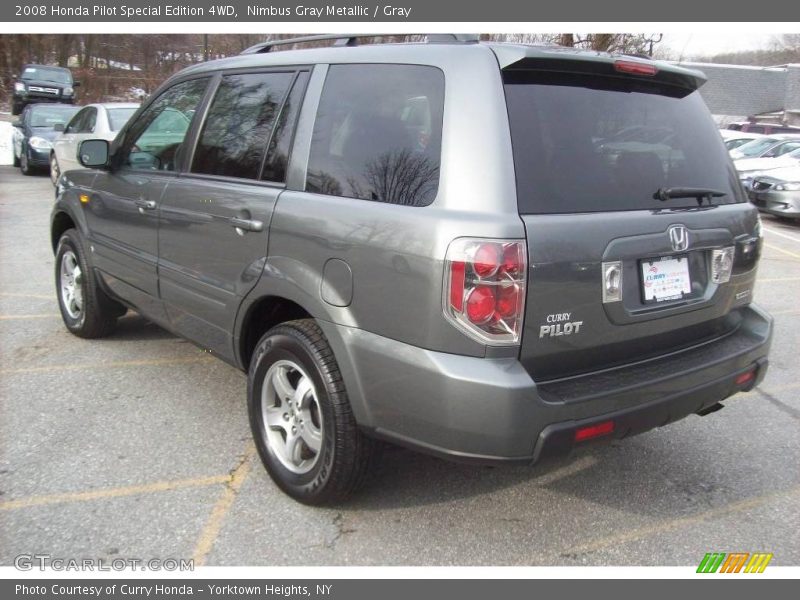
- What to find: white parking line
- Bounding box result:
[764,227,800,244]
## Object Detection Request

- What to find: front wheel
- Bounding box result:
[248,319,375,505]
[55,229,122,338]
[20,150,35,175]
[50,154,61,186]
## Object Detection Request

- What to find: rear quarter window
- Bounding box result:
[306,64,444,207]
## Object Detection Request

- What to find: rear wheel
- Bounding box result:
[248,319,375,504]
[55,229,121,338]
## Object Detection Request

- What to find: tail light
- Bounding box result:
[711,247,735,284]
[443,238,527,345]
[614,60,658,76]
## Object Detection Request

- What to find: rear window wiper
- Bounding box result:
[654,187,726,206]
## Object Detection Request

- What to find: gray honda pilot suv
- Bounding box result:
[51,35,773,504]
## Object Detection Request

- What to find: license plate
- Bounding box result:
[641,255,691,303]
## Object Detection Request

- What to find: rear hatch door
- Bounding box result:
[500,54,761,381]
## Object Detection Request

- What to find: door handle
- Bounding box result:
[229,217,264,235]
[135,199,157,212]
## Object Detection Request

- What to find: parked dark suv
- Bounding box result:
[51,35,773,504]
[13,64,78,115]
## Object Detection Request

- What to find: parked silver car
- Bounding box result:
[749,166,800,220]
[50,102,139,185]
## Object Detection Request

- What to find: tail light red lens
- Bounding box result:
[466,286,496,324]
[444,238,527,345]
[574,420,615,442]
[473,243,501,278]
[614,60,658,76]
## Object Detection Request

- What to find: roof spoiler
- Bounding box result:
[497,51,707,91]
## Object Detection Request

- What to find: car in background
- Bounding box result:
[727,122,800,135]
[736,147,800,189]
[12,103,81,175]
[50,102,140,185]
[749,166,800,221]
[719,129,765,151]
[730,134,800,160]
[12,64,79,116]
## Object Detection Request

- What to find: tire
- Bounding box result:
[55,229,121,338]
[248,319,375,505]
[50,154,60,186]
[20,150,35,175]
[13,150,20,168]
[12,101,22,116]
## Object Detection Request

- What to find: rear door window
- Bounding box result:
[306,64,445,206]
[504,71,744,213]
[192,72,294,180]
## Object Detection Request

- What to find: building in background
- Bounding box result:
[675,62,800,127]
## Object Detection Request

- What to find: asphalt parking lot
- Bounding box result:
[0,165,798,567]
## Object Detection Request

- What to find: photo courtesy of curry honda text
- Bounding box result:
[51,34,773,504]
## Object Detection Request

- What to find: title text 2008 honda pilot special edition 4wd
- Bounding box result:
[51,35,773,504]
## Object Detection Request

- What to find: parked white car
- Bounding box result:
[719,129,765,151]
[729,134,800,161]
[50,102,139,185]
[736,147,800,189]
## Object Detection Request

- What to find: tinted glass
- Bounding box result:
[107,107,138,131]
[28,105,79,128]
[504,71,744,214]
[82,107,97,133]
[21,66,72,84]
[123,78,208,171]
[192,72,293,180]
[306,64,444,206]
[64,109,88,134]
[261,71,309,183]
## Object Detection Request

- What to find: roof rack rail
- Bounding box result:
[240,34,479,55]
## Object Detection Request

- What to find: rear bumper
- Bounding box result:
[322,304,772,465]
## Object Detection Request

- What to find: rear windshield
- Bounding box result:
[504,71,744,213]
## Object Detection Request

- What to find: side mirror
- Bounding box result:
[78,139,110,168]
[12,121,23,129]
[73,81,81,88]
[54,123,65,132]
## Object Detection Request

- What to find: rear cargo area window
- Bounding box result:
[306,64,444,206]
[504,71,745,214]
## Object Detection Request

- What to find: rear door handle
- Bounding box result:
[230,217,264,235]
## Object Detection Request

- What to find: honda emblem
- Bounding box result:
[668,225,689,252]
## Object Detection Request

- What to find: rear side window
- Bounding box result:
[261,71,309,183]
[504,71,744,214]
[192,72,294,180]
[306,64,444,206]
[107,108,138,132]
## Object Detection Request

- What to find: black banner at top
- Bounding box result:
[3,0,800,22]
